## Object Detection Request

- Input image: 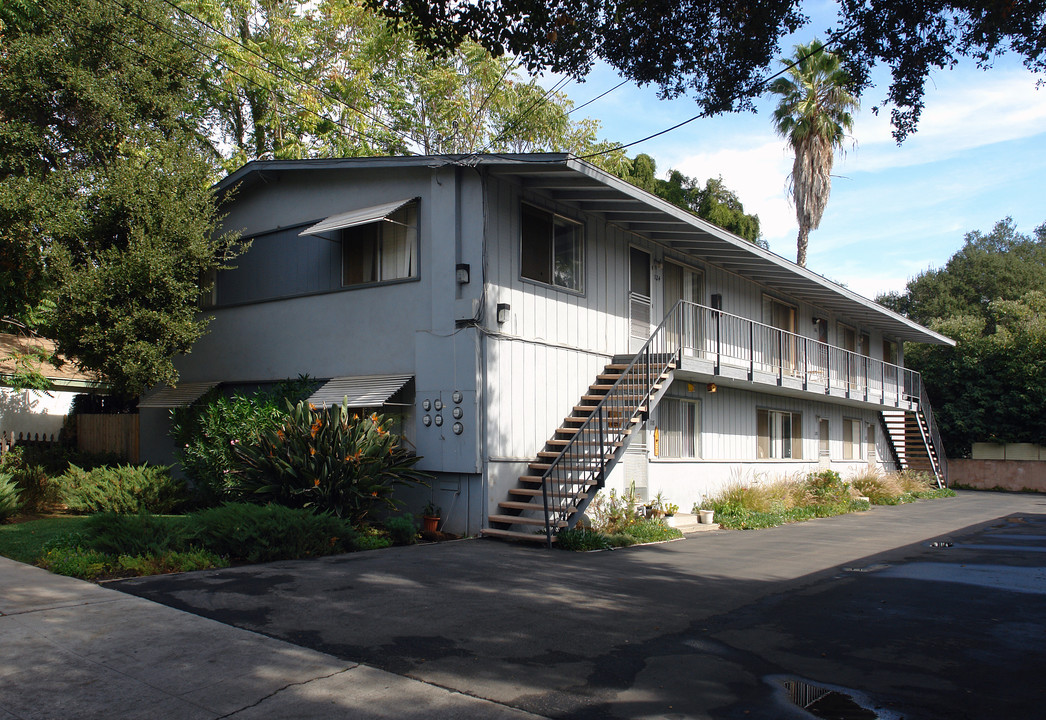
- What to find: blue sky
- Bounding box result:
[540,11,1046,301]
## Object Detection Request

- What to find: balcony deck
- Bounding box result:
[664,302,921,412]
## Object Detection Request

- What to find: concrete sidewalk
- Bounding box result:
[0,557,544,720]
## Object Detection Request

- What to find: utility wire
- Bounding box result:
[566,78,628,115]
[477,72,573,153]
[96,0,411,155]
[572,33,860,162]
[153,0,413,146]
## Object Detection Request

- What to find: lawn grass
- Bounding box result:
[0,516,92,564]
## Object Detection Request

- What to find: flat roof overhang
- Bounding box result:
[216,154,952,347]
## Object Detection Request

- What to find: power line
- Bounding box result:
[567,79,628,115]
[574,34,859,162]
[95,0,413,156]
[478,72,573,153]
[152,0,413,147]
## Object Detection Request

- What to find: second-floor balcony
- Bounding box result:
[668,301,921,410]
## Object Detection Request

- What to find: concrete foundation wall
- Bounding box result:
[950,459,1046,493]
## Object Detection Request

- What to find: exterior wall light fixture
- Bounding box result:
[456,263,470,284]
[497,303,510,324]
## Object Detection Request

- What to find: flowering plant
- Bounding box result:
[230,400,429,524]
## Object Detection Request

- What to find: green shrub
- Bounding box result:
[186,502,358,563]
[83,512,191,555]
[384,514,418,545]
[802,469,850,504]
[0,473,21,522]
[229,401,429,524]
[170,377,316,505]
[556,518,682,551]
[0,448,62,514]
[622,518,683,543]
[60,464,189,514]
[557,527,612,551]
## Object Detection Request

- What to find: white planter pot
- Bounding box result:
[699,509,715,525]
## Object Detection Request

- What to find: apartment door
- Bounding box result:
[663,261,702,355]
[629,247,652,352]
[763,296,798,375]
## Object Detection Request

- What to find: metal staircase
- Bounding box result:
[880,386,948,487]
[483,302,686,546]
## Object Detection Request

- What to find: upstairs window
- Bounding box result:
[341,201,418,287]
[520,203,583,292]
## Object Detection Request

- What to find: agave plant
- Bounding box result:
[230,400,429,524]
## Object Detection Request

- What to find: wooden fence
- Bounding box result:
[77,414,139,463]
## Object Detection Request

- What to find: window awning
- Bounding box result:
[138,381,218,408]
[299,198,415,237]
[308,374,413,408]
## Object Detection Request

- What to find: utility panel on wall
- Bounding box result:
[413,331,481,474]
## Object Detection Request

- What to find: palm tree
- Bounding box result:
[769,40,858,267]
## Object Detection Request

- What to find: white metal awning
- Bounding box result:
[307,374,413,408]
[298,198,414,237]
[138,381,218,408]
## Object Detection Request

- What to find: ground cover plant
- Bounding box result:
[2,503,370,580]
[703,469,955,530]
[557,483,683,551]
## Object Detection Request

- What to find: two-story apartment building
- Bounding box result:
[139,154,952,540]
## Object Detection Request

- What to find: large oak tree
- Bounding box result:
[0,0,244,396]
[366,0,1046,141]
[879,219,1046,457]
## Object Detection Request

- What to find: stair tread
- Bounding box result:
[489,513,567,527]
[499,500,578,512]
[509,488,588,499]
[482,528,555,543]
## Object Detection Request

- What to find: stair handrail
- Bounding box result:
[540,300,687,547]
[918,385,948,487]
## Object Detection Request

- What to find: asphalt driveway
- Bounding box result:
[111,491,1046,719]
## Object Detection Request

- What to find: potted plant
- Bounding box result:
[422,502,441,533]
[650,490,667,519]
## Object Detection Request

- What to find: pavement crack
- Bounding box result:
[215,666,357,718]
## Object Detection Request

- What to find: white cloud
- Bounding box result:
[659,138,800,251]
[853,70,1046,171]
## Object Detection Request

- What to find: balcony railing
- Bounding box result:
[677,301,921,406]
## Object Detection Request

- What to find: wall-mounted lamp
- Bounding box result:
[812,316,824,325]
[496,302,511,324]
[706,383,718,393]
[456,263,470,284]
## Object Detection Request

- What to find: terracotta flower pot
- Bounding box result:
[422,515,439,533]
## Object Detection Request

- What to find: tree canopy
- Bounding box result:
[879,218,1046,456]
[366,0,1046,141]
[0,0,243,396]
[179,0,625,170]
[619,155,765,247]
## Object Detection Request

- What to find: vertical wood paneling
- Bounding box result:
[77,415,139,463]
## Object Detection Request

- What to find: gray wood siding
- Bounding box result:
[479,171,901,468]
[653,381,883,462]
